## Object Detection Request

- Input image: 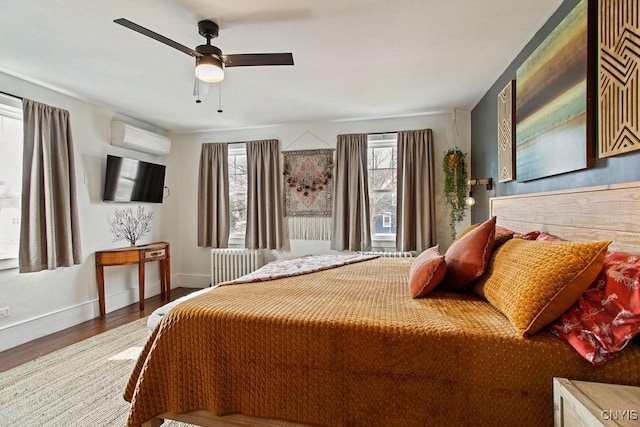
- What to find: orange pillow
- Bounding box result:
[456,223,479,239]
[462,223,512,247]
[441,216,496,290]
[408,245,447,298]
[475,239,610,336]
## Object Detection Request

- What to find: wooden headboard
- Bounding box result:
[490,181,640,254]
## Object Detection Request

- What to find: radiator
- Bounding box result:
[358,251,416,258]
[210,249,264,285]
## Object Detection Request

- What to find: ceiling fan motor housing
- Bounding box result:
[198,20,219,39]
[196,44,222,59]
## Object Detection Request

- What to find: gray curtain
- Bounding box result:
[245,139,283,249]
[19,99,82,273]
[396,129,435,252]
[197,143,230,248]
[331,133,371,251]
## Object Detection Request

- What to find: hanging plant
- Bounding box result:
[442,148,468,239]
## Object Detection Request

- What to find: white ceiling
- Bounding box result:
[0,0,563,133]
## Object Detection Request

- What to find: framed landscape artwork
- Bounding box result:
[515,0,595,181]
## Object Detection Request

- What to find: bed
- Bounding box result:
[125,181,640,427]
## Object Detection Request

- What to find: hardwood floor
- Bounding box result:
[0,287,199,373]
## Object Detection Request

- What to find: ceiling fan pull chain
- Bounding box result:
[218,83,223,113]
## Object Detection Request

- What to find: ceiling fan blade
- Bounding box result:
[222,53,294,67]
[114,18,200,58]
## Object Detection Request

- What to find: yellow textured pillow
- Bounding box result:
[474,239,610,336]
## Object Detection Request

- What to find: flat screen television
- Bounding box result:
[103,155,166,203]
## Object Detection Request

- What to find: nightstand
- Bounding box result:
[553,377,640,427]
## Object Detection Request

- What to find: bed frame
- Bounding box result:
[140,181,640,427]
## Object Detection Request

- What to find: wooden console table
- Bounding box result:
[95,242,170,316]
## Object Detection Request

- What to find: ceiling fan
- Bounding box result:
[113,18,294,84]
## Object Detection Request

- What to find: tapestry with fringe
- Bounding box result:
[283,149,334,240]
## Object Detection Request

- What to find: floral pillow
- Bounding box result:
[496,225,539,241]
[549,251,640,365]
[536,231,565,242]
[515,230,540,240]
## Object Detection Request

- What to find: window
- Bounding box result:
[0,95,23,265]
[382,213,392,228]
[367,134,397,240]
[228,146,247,237]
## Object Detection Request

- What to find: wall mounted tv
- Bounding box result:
[103,155,166,203]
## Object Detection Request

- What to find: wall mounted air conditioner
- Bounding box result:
[110,121,171,156]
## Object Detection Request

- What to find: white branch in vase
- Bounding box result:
[109,206,153,246]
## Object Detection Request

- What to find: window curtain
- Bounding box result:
[19,99,82,273]
[331,133,371,251]
[396,129,435,252]
[197,143,230,248]
[245,139,283,249]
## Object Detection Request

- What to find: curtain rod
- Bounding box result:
[368,131,398,136]
[0,90,23,100]
[209,141,245,145]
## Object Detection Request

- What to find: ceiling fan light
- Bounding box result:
[195,56,224,83]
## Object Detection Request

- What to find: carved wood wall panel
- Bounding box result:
[497,80,515,182]
[599,0,640,157]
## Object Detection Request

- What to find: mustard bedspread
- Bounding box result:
[125,257,640,426]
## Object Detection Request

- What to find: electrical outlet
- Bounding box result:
[0,307,9,318]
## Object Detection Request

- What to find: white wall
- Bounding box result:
[165,111,472,288]
[0,72,171,351]
[0,70,472,352]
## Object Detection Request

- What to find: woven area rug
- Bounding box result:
[0,318,193,427]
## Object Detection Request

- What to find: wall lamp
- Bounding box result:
[465,178,493,207]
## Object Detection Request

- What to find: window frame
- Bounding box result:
[227,145,247,246]
[367,134,398,246]
[0,94,23,270]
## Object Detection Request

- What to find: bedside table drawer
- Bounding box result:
[96,250,140,265]
[143,248,166,260]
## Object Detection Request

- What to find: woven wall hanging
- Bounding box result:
[283,149,334,240]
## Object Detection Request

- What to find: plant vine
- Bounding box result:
[442,148,468,239]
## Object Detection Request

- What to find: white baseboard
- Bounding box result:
[0,300,99,353]
[0,274,211,352]
[0,278,165,352]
